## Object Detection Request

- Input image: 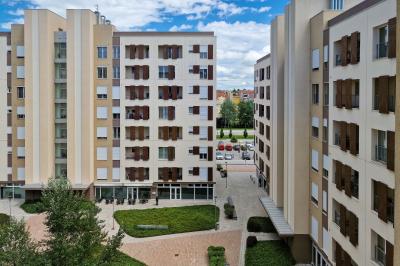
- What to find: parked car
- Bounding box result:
[242,151,251,160]
[224,153,234,160]
[225,143,233,151]
[233,144,241,151]
[218,141,225,151]
[246,143,254,151]
[216,152,224,160]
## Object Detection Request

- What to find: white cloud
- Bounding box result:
[169,24,193,31]
[258,6,272,13]
[1,17,24,30]
[198,20,270,89]
[8,9,24,16]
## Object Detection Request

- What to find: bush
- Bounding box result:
[20,200,45,214]
[0,213,9,226]
[243,129,248,138]
[245,241,295,266]
[246,236,258,248]
[231,136,238,143]
[224,205,234,219]
[219,128,224,138]
[217,164,222,171]
[247,217,276,233]
[228,129,233,138]
[208,246,225,266]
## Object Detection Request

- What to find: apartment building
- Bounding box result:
[328,0,396,265]
[395,3,400,266]
[0,9,216,201]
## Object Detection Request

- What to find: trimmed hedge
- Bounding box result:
[20,200,45,214]
[223,203,235,219]
[245,240,295,266]
[246,236,257,248]
[208,246,225,266]
[247,217,276,233]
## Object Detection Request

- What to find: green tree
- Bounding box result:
[220,99,237,128]
[237,100,253,128]
[219,128,224,138]
[41,178,124,266]
[243,128,248,138]
[0,218,44,266]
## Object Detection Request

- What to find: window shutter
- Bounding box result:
[349,123,358,155]
[348,212,358,246]
[208,126,213,141]
[172,45,178,59]
[193,86,200,94]
[388,17,396,58]
[193,45,200,53]
[208,167,213,182]
[193,126,199,135]
[138,45,144,59]
[138,85,144,100]
[340,122,347,151]
[143,106,149,120]
[377,181,388,222]
[129,86,136,100]
[134,65,140,80]
[130,127,136,140]
[168,65,175,80]
[162,167,169,181]
[193,65,200,74]
[339,204,346,235]
[335,243,343,266]
[379,76,389,114]
[163,86,169,100]
[193,146,199,155]
[343,165,352,197]
[168,106,175,120]
[208,106,213,121]
[387,130,395,171]
[335,160,343,190]
[143,65,149,80]
[208,86,213,100]
[341,36,348,66]
[350,32,359,64]
[163,126,169,140]
[208,45,213,59]
[208,65,213,80]
[142,147,149,161]
[172,126,179,141]
[193,106,199,114]
[171,167,178,181]
[168,146,175,161]
[208,147,213,161]
[386,241,394,266]
[163,46,168,59]
[134,147,140,161]
[336,80,342,107]
[130,46,136,59]
[345,79,352,109]
[138,126,144,140]
[171,86,177,100]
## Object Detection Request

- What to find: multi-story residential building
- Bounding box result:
[328,0,396,265]
[0,9,216,201]
[395,3,400,266]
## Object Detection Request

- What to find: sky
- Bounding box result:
[0,0,288,90]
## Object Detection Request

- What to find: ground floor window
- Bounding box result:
[95,186,151,200]
[0,185,25,199]
[311,243,330,266]
[157,183,214,200]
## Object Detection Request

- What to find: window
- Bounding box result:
[112,86,120,100]
[200,86,208,99]
[323,155,330,177]
[17,87,25,99]
[96,147,107,160]
[187,86,194,94]
[188,107,193,114]
[322,191,328,213]
[311,182,318,204]
[17,106,25,119]
[311,149,319,171]
[200,66,208,79]
[200,127,207,140]
[188,45,194,53]
[200,45,208,59]
[17,167,25,180]
[323,83,329,106]
[16,66,24,79]
[312,84,319,104]
[55,43,66,59]
[97,67,107,79]
[323,45,328,63]
[159,107,168,120]
[97,86,107,99]
[200,106,208,120]
[311,216,318,242]
[200,167,208,180]
[199,147,207,160]
[55,63,66,79]
[97,47,107,58]
[17,127,25,140]
[312,49,320,70]
[113,46,120,59]
[372,231,387,265]
[159,147,168,160]
[17,147,25,159]
[376,25,388,59]
[322,229,330,254]
[112,107,120,119]
[113,66,120,79]
[159,66,168,79]
[112,147,120,160]
[312,117,319,138]
[16,45,24,57]
[96,107,108,119]
[112,168,120,180]
[330,0,344,10]
[113,127,120,139]
[97,168,107,180]
[96,127,107,139]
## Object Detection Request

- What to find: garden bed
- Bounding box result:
[245,240,295,266]
[247,216,276,233]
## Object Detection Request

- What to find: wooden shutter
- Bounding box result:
[168,106,175,120]
[193,45,200,53]
[335,243,343,266]
[143,106,149,120]
[129,127,135,140]
[171,127,178,141]
[386,241,394,266]
[208,106,213,121]
[193,86,200,94]
[163,126,169,140]
[193,146,199,155]
[208,65,213,80]
[138,45,144,59]
[208,86,213,100]
[208,45,213,59]
[208,167,213,181]
[162,167,168,181]
[163,86,169,100]
[379,76,389,114]
[336,80,342,108]
[171,167,178,181]
[142,147,149,161]
[377,181,388,222]
[134,65,140,80]
[387,130,395,171]
[143,65,149,80]
[193,65,200,74]
[138,167,144,181]
[341,36,348,66]
[168,65,175,80]
[344,165,352,197]
[193,106,199,114]
[134,147,140,161]
[340,204,347,235]
[345,79,352,109]
[130,46,136,59]
[129,86,136,100]
[349,212,358,246]
[208,147,213,161]
[138,85,144,100]
[335,160,343,190]
[340,122,347,151]
[388,17,396,58]
[193,126,199,135]
[168,146,175,161]
[138,126,144,140]
[208,126,213,141]
[350,32,359,64]
[171,86,177,100]
[163,46,168,59]
[134,106,140,120]
[172,45,178,59]
[349,123,358,155]
[193,167,199,176]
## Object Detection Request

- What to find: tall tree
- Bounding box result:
[220,99,237,128]
[237,100,254,128]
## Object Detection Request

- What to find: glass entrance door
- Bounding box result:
[127,187,138,200]
[171,187,181,200]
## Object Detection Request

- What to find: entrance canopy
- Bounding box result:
[259,196,294,237]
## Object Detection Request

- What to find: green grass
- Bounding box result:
[111,250,146,266]
[245,241,295,266]
[217,134,254,140]
[247,217,277,233]
[0,213,10,226]
[114,205,219,238]
[20,200,45,214]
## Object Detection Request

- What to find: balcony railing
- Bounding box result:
[374,246,386,266]
[376,42,388,59]
[375,145,387,162]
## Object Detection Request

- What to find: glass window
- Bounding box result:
[159,147,168,160]
[200,45,208,59]
[97,67,107,79]
[97,47,107,58]
[312,84,319,104]
[159,107,168,120]
[55,63,66,79]
[199,147,207,160]
[113,46,120,59]
[97,86,107,99]
[200,66,208,79]
[55,43,66,59]
[159,66,168,79]
[113,66,120,79]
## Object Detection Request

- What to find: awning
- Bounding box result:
[259,196,294,237]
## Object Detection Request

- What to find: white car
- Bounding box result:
[216,152,224,160]
[224,153,234,160]
[246,143,254,151]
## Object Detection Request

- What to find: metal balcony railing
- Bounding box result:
[374,246,386,266]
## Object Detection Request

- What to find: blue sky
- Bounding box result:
[0,0,288,89]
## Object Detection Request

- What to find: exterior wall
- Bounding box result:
[0,34,9,184]
[395,0,400,264]
[328,0,396,265]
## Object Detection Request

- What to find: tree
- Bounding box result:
[243,128,248,138]
[219,128,224,138]
[229,129,233,138]
[220,99,237,128]
[41,178,124,266]
[237,100,253,128]
[0,218,44,265]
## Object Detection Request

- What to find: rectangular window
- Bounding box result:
[113,46,120,59]
[312,49,320,70]
[112,147,120,160]
[55,63,66,79]
[113,66,120,79]
[312,84,319,104]
[312,117,319,138]
[17,87,25,99]
[200,86,208,99]
[376,25,389,59]
[16,66,25,79]
[200,45,208,59]
[323,154,330,177]
[97,86,107,99]
[199,147,208,160]
[311,216,318,242]
[113,127,120,139]
[200,127,207,140]
[323,45,328,63]
[200,106,208,120]
[17,167,25,180]
[159,147,168,160]
[17,147,25,159]
[159,66,168,79]
[322,191,328,212]
[112,86,120,100]
[17,106,25,119]
[97,47,107,58]
[200,66,208,79]
[187,86,194,94]
[112,168,120,180]
[96,147,107,161]
[97,67,107,79]
[96,127,107,139]
[16,45,25,57]
[311,182,318,204]
[311,149,319,171]
[188,107,193,114]
[159,107,168,120]
[323,83,329,106]
[96,107,108,119]
[97,168,107,180]
[17,127,25,140]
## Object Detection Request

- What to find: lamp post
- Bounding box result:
[225,162,228,188]
[8,194,12,217]
[214,195,218,230]
[112,196,115,230]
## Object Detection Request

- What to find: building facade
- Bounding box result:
[0,9,216,201]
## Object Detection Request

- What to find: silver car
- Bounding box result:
[216,152,224,160]
[224,153,234,160]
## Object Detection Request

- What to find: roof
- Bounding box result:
[114,31,214,37]
[256,53,270,63]
[259,196,294,237]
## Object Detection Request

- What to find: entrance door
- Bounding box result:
[170,187,181,200]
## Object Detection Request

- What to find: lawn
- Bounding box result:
[217,134,254,140]
[114,205,219,237]
[0,213,9,226]
[247,217,277,233]
[245,241,295,266]
[217,128,253,131]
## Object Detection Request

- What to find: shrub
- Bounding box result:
[246,236,258,248]
[217,164,222,171]
[224,205,234,219]
[243,129,248,138]
[219,128,224,138]
[240,145,247,151]
[208,246,225,266]
[20,200,45,214]
[230,136,238,143]
[247,217,276,233]
[228,129,233,138]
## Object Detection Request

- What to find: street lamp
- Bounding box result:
[112,196,115,230]
[225,162,228,188]
[8,194,12,217]
[214,195,218,230]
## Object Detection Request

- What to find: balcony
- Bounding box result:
[375,145,387,163]
[376,42,388,59]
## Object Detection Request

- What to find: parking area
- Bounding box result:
[216,140,255,164]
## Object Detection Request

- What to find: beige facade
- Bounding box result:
[0,9,216,201]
